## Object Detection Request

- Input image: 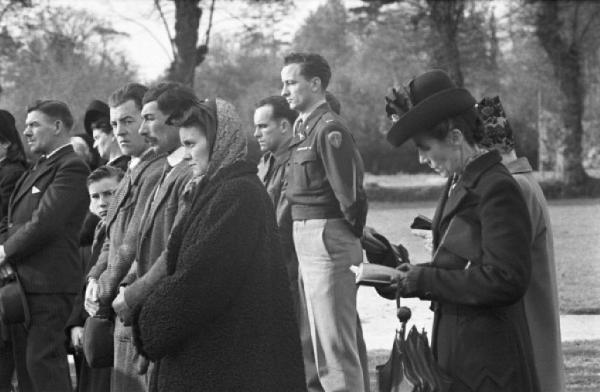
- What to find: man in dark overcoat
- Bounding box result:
[0,100,90,391]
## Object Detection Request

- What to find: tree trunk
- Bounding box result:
[535,2,588,186]
[426,0,465,87]
[167,0,202,87]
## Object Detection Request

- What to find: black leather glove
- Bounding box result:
[361,227,410,268]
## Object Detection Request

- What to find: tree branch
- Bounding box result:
[578,8,600,43]
[204,0,216,47]
[154,0,177,61]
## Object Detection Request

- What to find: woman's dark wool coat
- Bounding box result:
[405,151,540,392]
[133,161,306,392]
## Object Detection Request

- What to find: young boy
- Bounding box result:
[66,165,123,392]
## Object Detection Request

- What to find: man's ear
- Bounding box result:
[280,119,292,134]
[448,128,464,146]
[310,77,322,93]
[54,120,63,135]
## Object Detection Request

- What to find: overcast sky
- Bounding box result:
[46,0,332,81]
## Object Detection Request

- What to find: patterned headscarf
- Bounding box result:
[476,95,515,153]
[204,98,250,179]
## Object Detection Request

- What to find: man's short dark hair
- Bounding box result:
[143,82,200,121]
[256,96,298,125]
[27,100,74,131]
[108,83,148,110]
[87,165,124,186]
[284,52,331,90]
[90,118,112,135]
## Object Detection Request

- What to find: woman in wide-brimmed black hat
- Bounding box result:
[383,70,540,392]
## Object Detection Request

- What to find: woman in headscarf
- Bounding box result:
[131,98,306,392]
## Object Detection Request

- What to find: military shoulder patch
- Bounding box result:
[327,131,343,148]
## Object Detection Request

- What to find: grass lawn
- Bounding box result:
[367,198,600,314]
[367,340,600,391]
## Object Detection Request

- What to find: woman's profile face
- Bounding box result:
[180,125,210,177]
[413,133,459,178]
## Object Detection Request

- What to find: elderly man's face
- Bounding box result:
[23,111,60,155]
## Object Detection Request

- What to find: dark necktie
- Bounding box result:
[293,118,305,141]
[31,155,46,171]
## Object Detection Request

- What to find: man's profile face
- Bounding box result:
[281,63,314,113]
[110,100,147,157]
[253,105,286,153]
[139,101,180,154]
[23,110,59,155]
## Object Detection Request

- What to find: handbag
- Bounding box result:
[377,292,453,392]
[0,270,30,326]
[82,315,114,368]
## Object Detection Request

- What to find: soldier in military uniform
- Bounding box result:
[281,52,369,392]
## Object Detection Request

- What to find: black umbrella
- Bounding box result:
[376,299,453,392]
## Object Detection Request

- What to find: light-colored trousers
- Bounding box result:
[112,319,151,392]
[294,218,370,392]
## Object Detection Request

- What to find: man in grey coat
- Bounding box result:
[85,83,166,392]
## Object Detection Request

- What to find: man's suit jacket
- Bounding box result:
[2,145,89,293]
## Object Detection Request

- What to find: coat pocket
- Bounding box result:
[293,150,317,190]
[454,310,518,390]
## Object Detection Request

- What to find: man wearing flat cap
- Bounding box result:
[384,70,540,392]
[281,52,369,392]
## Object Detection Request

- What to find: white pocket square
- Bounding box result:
[31,186,41,194]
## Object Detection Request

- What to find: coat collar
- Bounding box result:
[189,160,257,208]
[105,149,165,230]
[438,150,501,227]
[504,157,532,175]
[290,103,330,148]
[139,161,190,239]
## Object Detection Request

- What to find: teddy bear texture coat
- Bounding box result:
[132,159,306,392]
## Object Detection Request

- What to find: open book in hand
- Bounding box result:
[350,263,401,287]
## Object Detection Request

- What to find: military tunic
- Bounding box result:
[287,102,370,392]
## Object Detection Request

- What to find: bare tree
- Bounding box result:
[426,0,465,86]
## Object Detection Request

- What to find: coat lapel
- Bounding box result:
[434,151,502,242]
[432,177,452,250]
[439,183,469,228]
[105,150,165,230]
[9,147,74,209]
[139,165,178,239]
